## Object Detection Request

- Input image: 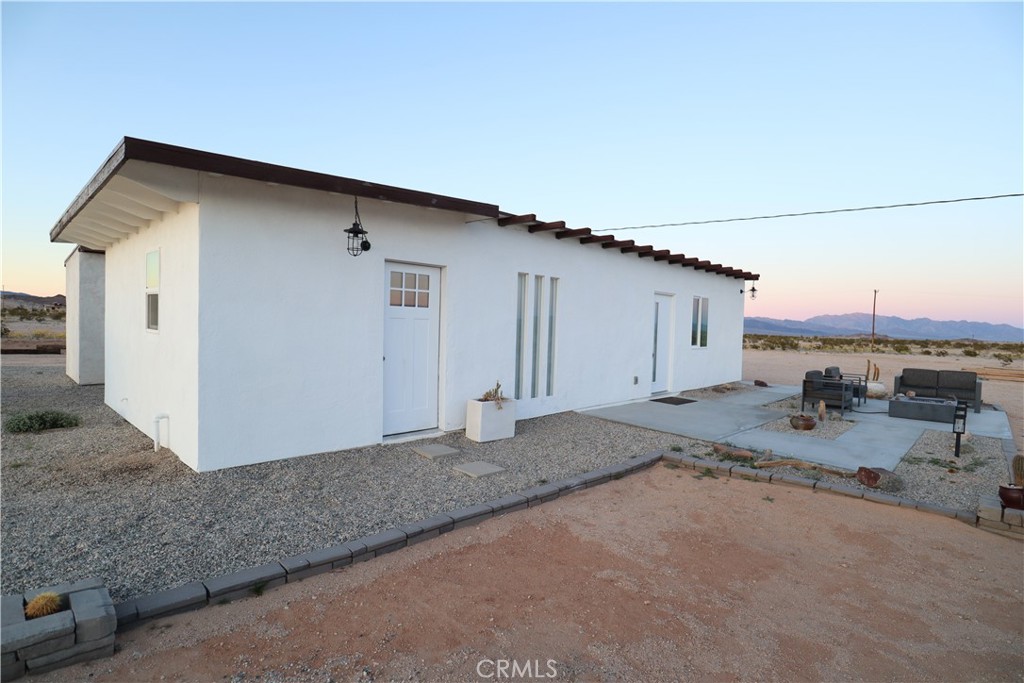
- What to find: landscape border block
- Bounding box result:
[133,581,207,620]
[862,491,902,506]
[204,563,287,603]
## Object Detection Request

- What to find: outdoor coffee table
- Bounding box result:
[887,395,957,423]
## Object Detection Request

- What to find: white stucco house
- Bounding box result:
[53,137,759,472]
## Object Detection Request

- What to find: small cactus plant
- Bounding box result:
[1012,453,1024,487]
[480,380,506,410]
[24,592,62,619]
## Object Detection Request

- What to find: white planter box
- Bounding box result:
[465,399,517,443]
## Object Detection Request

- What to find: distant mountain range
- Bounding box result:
[1,291,66,307]
[745,313,1024,343]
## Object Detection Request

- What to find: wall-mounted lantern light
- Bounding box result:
[344,198,371,257]
[741,285,758,300]
[952,400,967,458]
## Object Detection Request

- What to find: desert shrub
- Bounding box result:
[962,348,979,357]
[892,343,911,354]
[4,411,80,433]
[48,309,65,321]
[0,325,8,337]
[993,353,1014,367]
[31,331,47,339]
[921,349,932,355]
[935,350,949,357]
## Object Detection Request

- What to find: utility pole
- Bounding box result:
[871,289,879,351]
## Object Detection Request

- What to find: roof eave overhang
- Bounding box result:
[50,137,500,244]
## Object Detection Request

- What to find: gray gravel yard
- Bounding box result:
[1,363,686,603]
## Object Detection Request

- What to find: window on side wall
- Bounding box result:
[146,250,160,331]
[691,296,709,348]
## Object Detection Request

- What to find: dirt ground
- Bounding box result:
[742,348,1024,454]
[39,465,1022,683]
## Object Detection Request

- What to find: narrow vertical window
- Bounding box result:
[691,297,700,346]
[546,277,558,396]
[146,250,160,331]
[691,296,709,347]
[652,302,660,381]
[531,275,543,399]
[515,273,527,400]
[700,297,709,347]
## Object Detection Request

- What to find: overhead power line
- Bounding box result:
[592,193,1023,232]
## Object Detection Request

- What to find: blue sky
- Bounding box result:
[3,2,1022,326]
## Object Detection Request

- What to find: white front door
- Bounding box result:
[652,294,673,393]
[383,263,440,435]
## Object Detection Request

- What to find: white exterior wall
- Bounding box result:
[192,176,746,470]
[65,249,106,385]
[104,203,201,469]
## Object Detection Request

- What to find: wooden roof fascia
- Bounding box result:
[579,234,615,245]
[603,239,634,249]
[640,249,671,259]
[621,244,654,254]
[554,228,592,239]
[497,213,536,226]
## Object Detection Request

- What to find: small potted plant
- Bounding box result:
[466,380,516,443]
[998,453,1024,510]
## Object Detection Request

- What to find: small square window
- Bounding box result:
[417,274,429,290]
[417,291,429,307]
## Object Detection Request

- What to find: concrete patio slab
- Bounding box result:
[452,461,506,478]
[582,386,1014,472]
[584,400,786,442]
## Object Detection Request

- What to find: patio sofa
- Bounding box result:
[893,368,982,413]
[802,370,853,415]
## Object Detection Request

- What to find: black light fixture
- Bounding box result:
[952,400,968,458]
[741,285,758,300]
[344,198,371,257]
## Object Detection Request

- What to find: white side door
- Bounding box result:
[652,293,673,393]
[383,263,440,435]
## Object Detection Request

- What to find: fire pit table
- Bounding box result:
[888,395,957,423]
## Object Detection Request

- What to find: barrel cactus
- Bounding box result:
[24,592,62,619]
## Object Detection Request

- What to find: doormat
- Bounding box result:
[650,397,696,406]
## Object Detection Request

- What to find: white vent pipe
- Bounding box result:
[153,414,170,451]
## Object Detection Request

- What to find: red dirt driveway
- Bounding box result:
[41,466,1023,682]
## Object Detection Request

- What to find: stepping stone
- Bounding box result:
[412,444,460,461]
[453,461,506,478]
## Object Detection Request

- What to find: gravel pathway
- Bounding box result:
[1,364,685,603]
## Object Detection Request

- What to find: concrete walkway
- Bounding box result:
[582,383,1014,471]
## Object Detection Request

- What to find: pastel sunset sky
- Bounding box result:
[3,2,1021,326]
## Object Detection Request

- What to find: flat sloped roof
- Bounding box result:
[49,137,758,280]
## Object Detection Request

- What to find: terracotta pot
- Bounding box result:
[998,485,1024,510]
[790,415,816,431]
